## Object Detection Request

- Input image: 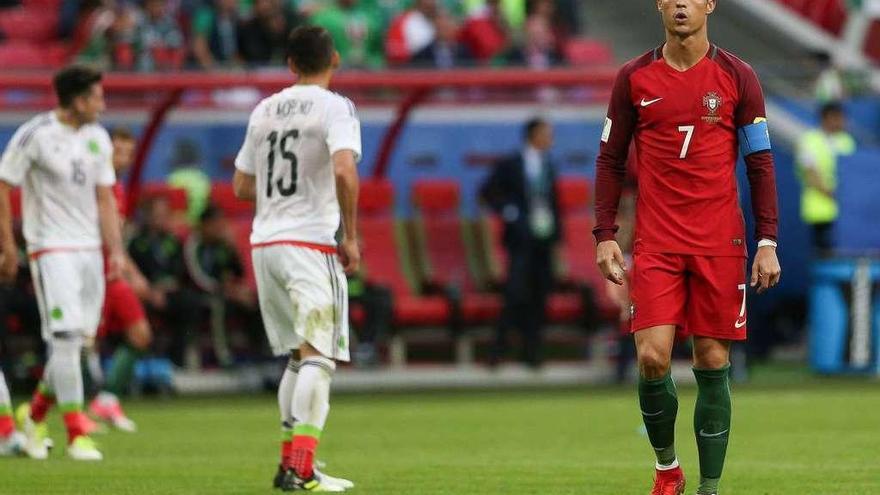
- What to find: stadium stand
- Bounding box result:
[410,180,502,326]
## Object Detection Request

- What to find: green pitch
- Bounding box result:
[1,378,878,494]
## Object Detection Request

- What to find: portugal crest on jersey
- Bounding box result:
[702,92,723,124]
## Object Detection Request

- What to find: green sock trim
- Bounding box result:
[293,424,322,440]
[280,427,294,442]
[0,405,12,416]
[638,370,679,466]
[37,381,54,398]
[697,477,720,494]
[58,403,82,414]
[693,364,732,484]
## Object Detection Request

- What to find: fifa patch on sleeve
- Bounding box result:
[601,117,612,143]
[738,118,771,156]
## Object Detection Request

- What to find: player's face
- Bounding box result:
[112,138,136,173]
[74,83,106,124]
[656,0,715,37]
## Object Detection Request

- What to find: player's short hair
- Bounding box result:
[523,117,549,141]
[820,102,844,120]
[286,25,335,75]
[53,65,103,108]
[110,127,135,142]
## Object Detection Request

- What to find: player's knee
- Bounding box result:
[693,349,729,370]
[638,348,671,379]
[126,320,152,350]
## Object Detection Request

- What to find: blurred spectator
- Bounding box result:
[460,0,511,63]
[191,0,242,69]
[237,0,296,66]
[312,0,384,68]
[480,118,561,368]
[132,0,186,71]
[409,10,473,68]
[128,196,201,367]
[508,0,560,68]
[70,1,140,70]
[795,102,856,254]
[464,0,525,30]
[167,139,212,225]
[183,206,258,365]
[385,0,438,65]
[813,52,847,104]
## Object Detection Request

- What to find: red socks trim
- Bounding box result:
[281,440,293,469]
[63,412,86,444]
[0,415,14,438]
[291,435,319,478]
[30,391,55,423]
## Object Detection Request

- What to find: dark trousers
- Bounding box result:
[811,222,834,255]
[493,241,553,367]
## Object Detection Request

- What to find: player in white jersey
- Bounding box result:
[0,66,125,461]
[233,26,360,492]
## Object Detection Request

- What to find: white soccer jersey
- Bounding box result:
[0,111,115,252]
[235,85,361,246]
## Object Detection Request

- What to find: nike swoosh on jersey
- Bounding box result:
[640,97,663,107]
[735,319,747,329]
[698,429,729,438]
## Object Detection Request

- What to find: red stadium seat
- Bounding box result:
[0,41,51,69]
[210,182,254,217]
[564,38,614,66]
[556,178,619,319]
[359,179,451,327]
[0,8,59,42]
[411,180,501,324]
[864,20,880,63]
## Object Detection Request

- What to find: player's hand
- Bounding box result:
[338,237,361,275]
[596,240,627,286]
[0,249,19,284]
[106,248,125,281]
[750,246,781,294]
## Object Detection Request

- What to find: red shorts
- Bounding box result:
[98,279,146,338]
[630,252,748,341]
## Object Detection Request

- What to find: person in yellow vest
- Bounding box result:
[796,102,856,253]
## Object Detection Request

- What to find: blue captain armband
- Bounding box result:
[738,119,771,156]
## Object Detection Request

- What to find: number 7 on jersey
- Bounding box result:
[677,125,694,159]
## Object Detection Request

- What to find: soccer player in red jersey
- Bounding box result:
[593,1,781,494]
[87,128,152,432]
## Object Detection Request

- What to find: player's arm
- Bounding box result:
[233,103,262,201]
[327,96,363,276]
[97,185,125,280]
[233,170,256,201]
[593,66,637,285]
[736,66,781,293]
[0,180,17,283]
[334,150,360,275]
[0,126,36,283]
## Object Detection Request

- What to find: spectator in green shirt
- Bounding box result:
[311,0,385,68]
[192,0,242,69]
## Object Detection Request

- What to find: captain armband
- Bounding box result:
[737,118,771,157]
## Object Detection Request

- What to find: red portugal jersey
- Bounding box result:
[112,183,127,217]
[593,45,778,257]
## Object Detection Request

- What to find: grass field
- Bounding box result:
[1,376,878,495]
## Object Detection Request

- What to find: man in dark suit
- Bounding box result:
[480,118,561,368]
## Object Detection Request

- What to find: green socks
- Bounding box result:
[106,346,143,397]
[638,371,679,466]
[693,365,732,495]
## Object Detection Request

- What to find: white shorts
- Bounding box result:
[29,249,105,341]
[252,243,350,361]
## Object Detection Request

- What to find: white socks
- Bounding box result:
[291,356,335,431]
[47,334,85,407]
[278,356,299,427]
[656,458,680,471]
[0,370,11,410]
